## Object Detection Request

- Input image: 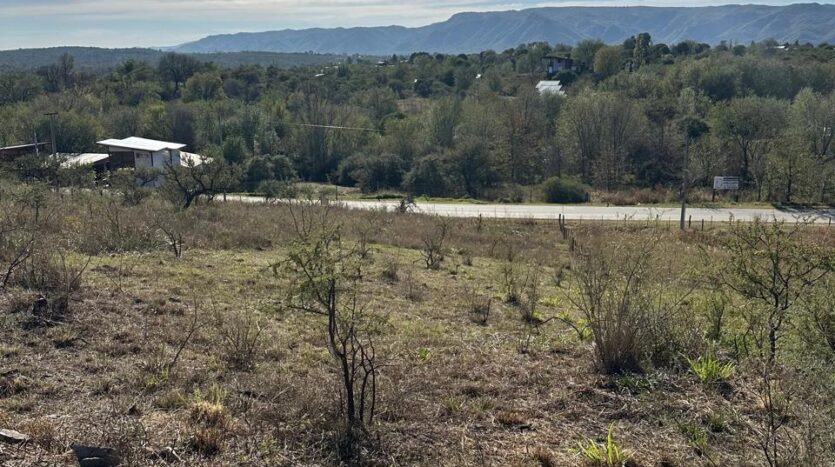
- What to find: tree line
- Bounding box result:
[2,34,835,204]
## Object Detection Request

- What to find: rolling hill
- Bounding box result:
[173,3,835,55]
[0,47,347,72]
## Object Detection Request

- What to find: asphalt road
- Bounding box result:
[227,196,835,223]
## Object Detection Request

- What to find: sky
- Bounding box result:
[0,0,831,49]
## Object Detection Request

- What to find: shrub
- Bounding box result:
[567,233,694,374]
[421,217,449,269]
[215,307,263,371]
[542,177,589,204]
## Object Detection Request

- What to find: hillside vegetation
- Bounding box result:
[0,47,346,73]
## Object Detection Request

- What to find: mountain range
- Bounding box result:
[172,3,835,56]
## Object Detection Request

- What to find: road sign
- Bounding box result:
[713,176,740,190]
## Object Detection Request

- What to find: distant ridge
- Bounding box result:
[173,3,835,55]
[0,47,346,72]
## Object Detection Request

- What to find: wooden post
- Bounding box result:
[701,219,704,231]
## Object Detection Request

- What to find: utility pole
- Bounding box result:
[44,112,58,157]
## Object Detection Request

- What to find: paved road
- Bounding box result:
[227,196,835,223]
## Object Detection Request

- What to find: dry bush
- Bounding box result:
[214,305,263,371]
[421,216,449,269]
[567,231,696,374]
[282,204,384,461]
[463,286,492,325]
[77,196,160,254]
[381,259,399,283]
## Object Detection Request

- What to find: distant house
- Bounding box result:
[97,137,187,171]
[542,54,574,77]
[535,80,565,96]
[60,153,110,174]
[0,142,52,161]
[55,137,206,186]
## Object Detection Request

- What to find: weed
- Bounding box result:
[687,356,734,385]
[577,424,630,466]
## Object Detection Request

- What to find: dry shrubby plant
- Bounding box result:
[282,203,383,461]
[421,216,449,269]
[381,259,399,282]
[213,305,263,371]
[463,286,492,325]
[567,231,695,374]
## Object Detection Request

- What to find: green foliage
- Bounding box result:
[542,176,589,203]
[687,356,734,384]
[577,424,630,466]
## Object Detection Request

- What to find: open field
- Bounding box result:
[1,187,835,466]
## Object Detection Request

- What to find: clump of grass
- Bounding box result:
[463,287,491,325]
[531,446,557,467]
[577,424,630,466]
[49,326,81,348]
[381,260,399,282]
[190,384,227,427]
[687,356,734,385]
[189,427,223,456]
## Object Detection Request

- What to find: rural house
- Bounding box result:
[97,136,187,171]
[542,54,574,77]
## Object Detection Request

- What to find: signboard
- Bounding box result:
[713,176,740,191]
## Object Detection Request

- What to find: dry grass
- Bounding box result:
[0,192,832,465]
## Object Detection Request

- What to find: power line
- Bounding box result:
[290,122,381,133]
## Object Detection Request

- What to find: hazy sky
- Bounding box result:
[1,0,830,49]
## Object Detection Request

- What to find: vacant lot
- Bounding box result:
[1,186,834,466]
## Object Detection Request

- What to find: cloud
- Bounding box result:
[0,0,829,49]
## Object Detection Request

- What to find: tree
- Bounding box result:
[633,32,652,68]
[593,46,623,80]
[183,71,224,102]
[572,39,605,72]
[0,72,41,105]
[428,97,461,149]
[165,158,239,208]
[158,53,200,97]
[712,96,786,199]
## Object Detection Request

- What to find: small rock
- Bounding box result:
[71,444,121,467]
[0,428,30,444]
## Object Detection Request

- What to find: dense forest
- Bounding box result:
[2,35,835,205]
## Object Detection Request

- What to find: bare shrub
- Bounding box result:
[282,203,383,461]
[421,216,449,270]
[214,306,263,371]
[463,286,491,325]
[567,233,694,374]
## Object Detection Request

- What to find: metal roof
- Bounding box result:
[98,136,186,152]
[60,153,109,168]
[535,80,565,96]
[0,142,49,151]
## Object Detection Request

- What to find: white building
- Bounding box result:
[97,137,186,171]
[535,80,565,96]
